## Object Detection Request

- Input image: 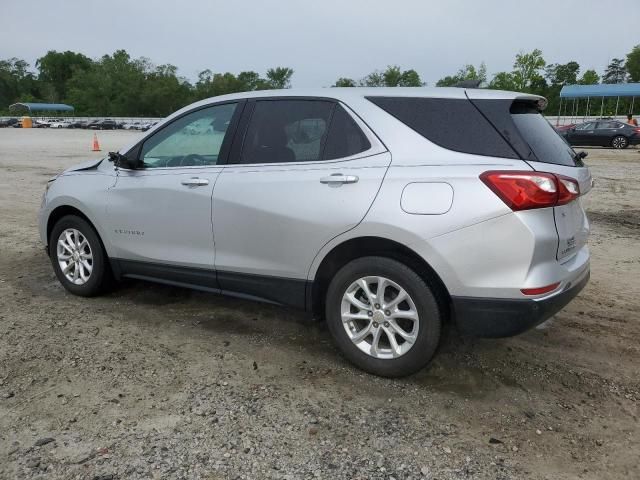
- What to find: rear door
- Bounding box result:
[212,98,390,306]
[595,121,625,147]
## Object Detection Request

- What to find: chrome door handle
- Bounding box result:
[320,174,359,185]
[181,177,209,187]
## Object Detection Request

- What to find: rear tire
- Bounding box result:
[49,215,111,297]
[612,135,629,149]
[325,256,442,377]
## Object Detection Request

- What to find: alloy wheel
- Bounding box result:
[340,276,420,359]
[612,136,628,149]
[57,228,93,285]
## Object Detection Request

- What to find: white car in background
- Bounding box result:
[50,120,72,128]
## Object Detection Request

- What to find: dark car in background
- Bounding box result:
[88,119,117,130]
[559,120,640,149]
[0,118,19,128]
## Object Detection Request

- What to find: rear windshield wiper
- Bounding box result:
[573,150,587,165]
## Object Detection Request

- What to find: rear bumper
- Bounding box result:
[452,269,589,338]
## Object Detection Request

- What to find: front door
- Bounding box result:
[212,99,390,306]
[106,102,240,278]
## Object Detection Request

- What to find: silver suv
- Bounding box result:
[39,88,591,377]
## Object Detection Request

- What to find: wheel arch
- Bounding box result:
[46,205,102,249]
[309,236,451,322]
[611,134,629,148]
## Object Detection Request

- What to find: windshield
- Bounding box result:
[510,103,578,166]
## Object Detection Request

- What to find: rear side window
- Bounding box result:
[324,105,371,159]
[366,97,519,159]
[239,100,371,164]
[596,121,620,129]
[241,100,333,164]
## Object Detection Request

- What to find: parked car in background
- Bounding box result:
[39,88,592,377]
[559,120,640,149]
[88,119,117,130]
[66,120,85,129]
[140,121,158,131]
[50,120,73,128]
[554,123,575,133]
[0,118,19,128]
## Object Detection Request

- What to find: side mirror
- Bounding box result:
[108,151,140,170]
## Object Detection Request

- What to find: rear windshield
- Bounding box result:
[509,102,578,167]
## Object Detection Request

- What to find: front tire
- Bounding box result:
[325,256,442,377]
[612,135,629,149]
[49,215,111,296]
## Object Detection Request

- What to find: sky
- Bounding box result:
[1,0,638,87]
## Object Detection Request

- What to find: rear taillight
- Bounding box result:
[634,128,640,134]
[480,171,580,211]
[556,175,580,205]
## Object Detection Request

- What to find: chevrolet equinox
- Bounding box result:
[39,88,591,377]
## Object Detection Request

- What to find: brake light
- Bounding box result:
[556,175,580,205]
[634,128,640,134]
[521,282,560,296]
[480,171,580,211]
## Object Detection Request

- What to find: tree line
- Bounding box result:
[1,45,639,117]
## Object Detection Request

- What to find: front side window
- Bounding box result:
[140,103,237,168]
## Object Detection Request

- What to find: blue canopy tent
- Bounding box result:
[9,102,74,114]
[558,83,640,125]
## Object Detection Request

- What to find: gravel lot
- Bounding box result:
[1,129,638,480]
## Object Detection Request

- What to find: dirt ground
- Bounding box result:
[0,129,638,480]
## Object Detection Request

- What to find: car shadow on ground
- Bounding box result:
[17,248,531,397]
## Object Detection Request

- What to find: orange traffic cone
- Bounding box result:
[92,133,101,152]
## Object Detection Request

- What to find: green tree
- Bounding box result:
[436,62,487,87]
[602,58,627,84]
[488,71,517,91]
[397,69,423,87]
[333,77,356,87]
[66,50,147,116]
[360,70,385,87]
[545,61,580,86]
[193,69,278,101]
[140,64,192,116]
[357,66,424,87]
[625,45,640,82]
[511,49,546,91]
[265,67,294,89]
[36,50,92,102]
[578,69,600,85]
[0,58,39,109]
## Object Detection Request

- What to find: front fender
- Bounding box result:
[41,172,116,256]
